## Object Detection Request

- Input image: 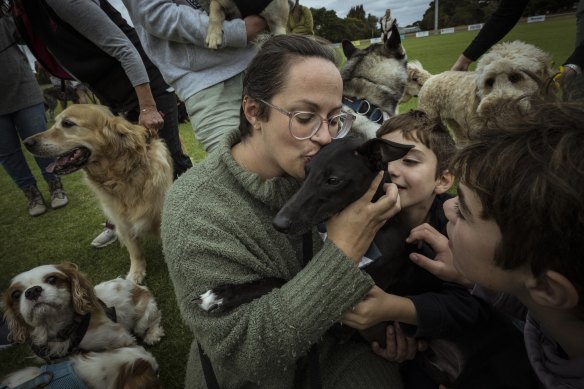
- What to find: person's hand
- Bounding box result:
[244,15,268,42]
[341,286,395,329]
[406,223,472,287]
[138,107,163,137]
[557,65,579,90]
[451,54,473,71]
[371,322,427,363]
[326,172,401,263]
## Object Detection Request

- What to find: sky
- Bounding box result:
[300,0,432,26]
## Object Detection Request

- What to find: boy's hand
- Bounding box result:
[327,172,401,264]
[341,286,416,330]
[372,322,427,363]
[406,223,472,287]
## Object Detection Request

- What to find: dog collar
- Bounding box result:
[30,312,91,362]
[342,96,385,124]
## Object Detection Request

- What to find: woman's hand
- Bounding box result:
[451,54,473,71]
[138,107,163,137]
[327,172,401,263]
[372,321,427,363]
[406,223,472,287]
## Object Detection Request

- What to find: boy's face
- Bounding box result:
[444,184,519,292]
[382,131,441,212]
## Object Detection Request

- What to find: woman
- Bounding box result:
[162,35,404,388]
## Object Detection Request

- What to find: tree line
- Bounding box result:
[311,0,576,43]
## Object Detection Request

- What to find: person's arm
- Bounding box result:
[302,6,314,35]
[452,0,529,70]
[45,0,162,130]
[559,41,584,87]
[122,0,256,49]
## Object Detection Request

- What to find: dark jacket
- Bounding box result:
[13,0,168,113]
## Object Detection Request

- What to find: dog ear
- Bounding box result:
[57,262,99,315]
[1,298,31,343]
[105,116,148,154]
[342,40,357,59]
[115,358,161,389]
[356,138,413,172]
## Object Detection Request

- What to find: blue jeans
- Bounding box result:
[0,103,58,189]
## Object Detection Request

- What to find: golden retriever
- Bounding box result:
[24,105,173,283]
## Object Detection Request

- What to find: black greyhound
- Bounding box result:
[197,137,538,388]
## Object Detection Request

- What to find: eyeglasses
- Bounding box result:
[259,99,355,140]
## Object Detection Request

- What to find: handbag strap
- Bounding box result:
[197,232,322,389]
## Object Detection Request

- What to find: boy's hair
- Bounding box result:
[376,110,456,177]
[451,100,584,303]
[239,35,338,139]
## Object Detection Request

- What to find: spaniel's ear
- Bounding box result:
[57,262,99,315]
[1,295,30,343]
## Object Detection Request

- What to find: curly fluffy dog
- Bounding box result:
[417,41,554,143]
[400,59,432,103]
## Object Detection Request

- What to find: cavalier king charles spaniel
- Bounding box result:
[1,262,164,361]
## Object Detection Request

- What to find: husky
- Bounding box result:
[341,19,407,139]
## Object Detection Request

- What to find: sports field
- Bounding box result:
[0,13,577,387]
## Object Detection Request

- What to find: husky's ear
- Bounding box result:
[342,39,357,59]
[356,138,413,172]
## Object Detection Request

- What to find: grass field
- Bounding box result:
[0,13,577,386]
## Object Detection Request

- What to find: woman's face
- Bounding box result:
[256,57,343,180]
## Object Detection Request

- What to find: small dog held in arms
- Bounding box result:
[198,138,538,388]
[23,104,174,283]
[417,40,554,143]
[1,263,163,388]
[341,18,408,139]
[198,0,290,49]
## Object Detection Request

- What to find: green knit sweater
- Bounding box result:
[162,131,403,389]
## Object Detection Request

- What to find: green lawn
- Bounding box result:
[0,12,577,386]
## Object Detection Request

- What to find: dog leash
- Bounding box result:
[197,232,322,389]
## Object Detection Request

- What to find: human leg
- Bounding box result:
[185,72,244,152]
[154,91,193,179]
[0,110,46,216]
[12,103,68,209]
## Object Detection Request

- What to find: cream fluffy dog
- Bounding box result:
[417,41,554,143]
[400,59,432,103]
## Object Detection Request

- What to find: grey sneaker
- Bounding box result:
[91,223,117,248]
[22,185,47,216]
[48,178,69,209]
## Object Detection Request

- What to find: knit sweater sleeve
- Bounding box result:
[121,0,248,49]
[162,156,375,385]
[462,0,529,61]
[44,0,149,87]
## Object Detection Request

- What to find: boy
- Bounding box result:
[342,111,487,382]
[407,101,584,388]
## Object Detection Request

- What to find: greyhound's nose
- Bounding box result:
[25,286,43,301]
[272,214,291,233]
[23,137,36,147]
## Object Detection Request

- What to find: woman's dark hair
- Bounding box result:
[239,34,338,139]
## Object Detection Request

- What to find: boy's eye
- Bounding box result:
[402,159,419,166]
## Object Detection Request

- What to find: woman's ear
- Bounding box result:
[525,270,579,310]
[434,169,454,195]
[242,96,261,130]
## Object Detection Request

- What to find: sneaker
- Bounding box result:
[91,223,117,248]
[22,185,47,216]
[0,319,13,350]
[48,178,69,209]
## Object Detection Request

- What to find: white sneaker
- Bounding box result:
[91,225,117,248]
